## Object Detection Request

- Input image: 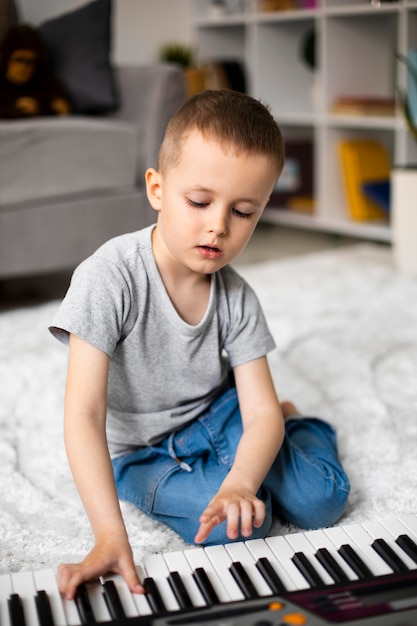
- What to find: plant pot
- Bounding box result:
[391,167,417,276]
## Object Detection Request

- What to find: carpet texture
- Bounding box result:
[1,243,417,575]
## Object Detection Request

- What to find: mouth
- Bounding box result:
[197,245,224,260]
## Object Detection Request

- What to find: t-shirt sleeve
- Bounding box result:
[49,255,132,356]
[222,270,276,368]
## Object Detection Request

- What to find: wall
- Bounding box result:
[16,0,194,65]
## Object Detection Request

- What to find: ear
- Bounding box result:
[145,168,163,213]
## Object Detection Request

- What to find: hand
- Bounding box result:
[194,486,265,544]
[57,535,144,600]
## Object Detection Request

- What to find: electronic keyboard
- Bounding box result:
[1,514,417,625]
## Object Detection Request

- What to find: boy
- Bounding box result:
[50,90,349,600]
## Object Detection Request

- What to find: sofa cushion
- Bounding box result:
[40,0,117,114]
[0,117,138,204]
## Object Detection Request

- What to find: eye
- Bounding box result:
[186,198,209,208]
[232,208,253,219]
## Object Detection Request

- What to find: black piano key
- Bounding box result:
[8,593,26,626]
[167,571,193,609]
[396,534,417,565]
[255,557,287,594]
[35,590,55,626]
[192,567,220,605]
[229,561,259,600]
[292,552,325,588]
[338,544,373,579]
[101,580,126,620]
[143,576,166,613]
[75,583,96,624]
[372,538,409,573]
[314,548,350,584]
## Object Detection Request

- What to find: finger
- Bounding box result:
[252,498,266,529]
[194,519,216,544]
[119,562,144,594]
[57,564,84,600]
[226,501,241,540]
[240,500,255,538]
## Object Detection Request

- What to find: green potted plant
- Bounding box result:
[158,42,205,97]
[391,50,417,276]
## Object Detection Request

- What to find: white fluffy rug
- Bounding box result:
[1,243,417,576]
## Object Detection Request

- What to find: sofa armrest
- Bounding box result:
[109,64,186,181]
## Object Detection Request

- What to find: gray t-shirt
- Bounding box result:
[50,225,275,456]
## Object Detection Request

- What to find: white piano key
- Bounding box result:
[0,573,12,626]
[224,542,272,597]
[284,532,334,586]
[380,516,417,541]
[398,514,417,539]
[83,581,112,622]
[103,573,140,618]
[162,550,206,607]
[131,566,153,616]
[361,519,417,570]
[143,553,180,612]
[11,571,41,626]
[245,538,299,592]
[33,569,68,626]
[304,529,358,581]
[183,547,231,603]
[204,544,245,602]
[265,536,310,590]
[331,524,391,576]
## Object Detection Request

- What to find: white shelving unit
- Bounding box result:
[192,0,417,242]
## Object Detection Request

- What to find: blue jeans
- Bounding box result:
[112,387,350,545]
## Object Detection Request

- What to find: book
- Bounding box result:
[331,96,396,117]
[407,48,417,125]
[338,139,390,221]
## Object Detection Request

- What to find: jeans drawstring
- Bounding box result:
[168,432,193,472]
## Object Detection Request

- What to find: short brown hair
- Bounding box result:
[158,89,284,178]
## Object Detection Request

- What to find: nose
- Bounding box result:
[208,206,228,237]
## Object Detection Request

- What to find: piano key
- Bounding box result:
[35,590,55,626]
[143,578,166,614]
[74,583,96,624]
[379,516,417,542]
[33,569,69,626]
[314,548,350,584]
[304,529,358,581]
[11,571,41,626]
[83,581,112,623]
[265,536,310,590]
[292,552,325,587]
[192,567,220,605]
[204,545,245,602]
[284,532,334,586]
[101,580,126,619]
[396,534,417,565]
[143,554,180,612]
[399,514,417,538]
[324,525,387,577]
[338,544,373,579]
[342,524,397,576]
[245,538,298,591]
[183,547,231,603]
[224,542,272,597]
[371,538,409,573]
[102,573,140,618]
[162,550,206,607]
[229,562,258,600]
[167,571,193,609]
[8,593,26,626]
[361,519,416,570]
[0,574,13,626]
[255,557,287,594]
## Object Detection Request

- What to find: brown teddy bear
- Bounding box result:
[0,24,71,119]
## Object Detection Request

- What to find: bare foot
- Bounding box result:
[280,400,299,419]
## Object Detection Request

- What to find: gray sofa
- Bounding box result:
[0,64,186,278]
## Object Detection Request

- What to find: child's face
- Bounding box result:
[147,129,278,276]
